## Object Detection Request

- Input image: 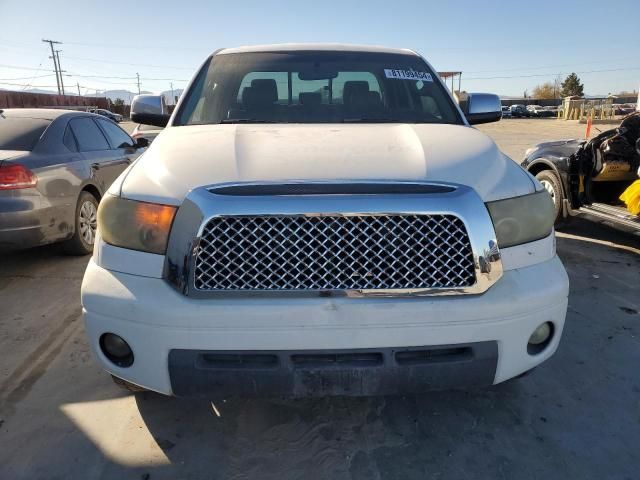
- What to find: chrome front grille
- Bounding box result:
[193,214,476,292]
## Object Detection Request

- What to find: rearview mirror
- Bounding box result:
[298,69,338,81]
[462,93,502,125]
[130,94,170,127]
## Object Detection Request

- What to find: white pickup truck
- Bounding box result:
[81,44,569,397]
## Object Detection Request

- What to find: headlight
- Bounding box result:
[98,195,177,254]
[524,146,538,158]
[486,191,555,248]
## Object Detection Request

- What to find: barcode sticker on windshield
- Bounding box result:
[384,69,433,81]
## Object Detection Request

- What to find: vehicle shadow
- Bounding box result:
[133,383,542,479]
[558,217,640,254]
[0,243,90,284]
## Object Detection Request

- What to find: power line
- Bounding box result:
[0,73,55,81]
[0,81,60,88]
[62,54,195,70]
[0,63,55,71]
[463,56,640,74]
[0,64,190,83]
[62,39,207,52]
[465,66,640,80]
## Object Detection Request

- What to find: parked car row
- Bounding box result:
[502,104,558,118]
[613,104,637,116]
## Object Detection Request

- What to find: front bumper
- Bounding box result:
[169,343,499,397]
[82,254,569,397]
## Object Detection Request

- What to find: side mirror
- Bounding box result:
[135,137,149,148]
[464,93,502,125]
[130,94,170,127]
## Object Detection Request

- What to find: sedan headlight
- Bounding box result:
[98,195,177,254]
[486,191,555,248]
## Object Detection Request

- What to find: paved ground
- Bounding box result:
[1,119,639,479]
[478,118,589,161]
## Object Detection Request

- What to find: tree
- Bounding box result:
[560,73,584,97]
[113,98,125,107]
[532,82,556,99]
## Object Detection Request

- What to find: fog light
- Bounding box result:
[529,322,552,345]
[100,333,134,367]
[527,322,554,354]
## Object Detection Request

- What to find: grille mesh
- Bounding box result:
[194,215,476,291]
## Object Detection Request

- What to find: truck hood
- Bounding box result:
[120,123,535,205]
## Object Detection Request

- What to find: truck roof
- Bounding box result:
[217,43,418,56]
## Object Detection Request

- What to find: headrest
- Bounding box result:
[250,79,278,103]
[299,92,322,106]
[343,81,370,103]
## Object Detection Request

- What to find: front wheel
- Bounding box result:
[535,170,565,227]
[63,191,98,255]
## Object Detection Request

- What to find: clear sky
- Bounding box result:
[1,0,638,98]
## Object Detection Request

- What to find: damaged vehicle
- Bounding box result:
[522,112,640,233]
[81,44,569,398]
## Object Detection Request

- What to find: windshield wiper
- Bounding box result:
[220,118,283,124]
[342,118,397,123]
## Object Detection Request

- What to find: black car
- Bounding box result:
[510,104,531,118]
[0,108,148,253]
[89,108,123,123]
[521,112,640,233]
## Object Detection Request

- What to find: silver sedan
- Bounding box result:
[0,108,147,254]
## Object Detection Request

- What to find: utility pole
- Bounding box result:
[55,50,65,95]
[42,38,61,94]
[77,82,81,96]
[170,82,174,105]
[136,72,141,94]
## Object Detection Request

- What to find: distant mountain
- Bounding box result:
[84,89,152,103]
[85,88,184,105]
[0,87,184,105]
[161,89,184,105]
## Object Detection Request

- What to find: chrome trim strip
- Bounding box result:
[164,181,503,298]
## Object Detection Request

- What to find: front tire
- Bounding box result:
[63,191,98,255]
[535,170,564,227]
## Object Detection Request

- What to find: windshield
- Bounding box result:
[0,116,50,150]
[175,51,462,125]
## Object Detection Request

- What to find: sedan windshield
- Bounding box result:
[175,51,462,125]
[0,117,51,150]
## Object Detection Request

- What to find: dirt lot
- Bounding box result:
[1,119,639,479]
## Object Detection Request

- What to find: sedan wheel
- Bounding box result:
[63,191,99,255]
[79,200,98,245]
